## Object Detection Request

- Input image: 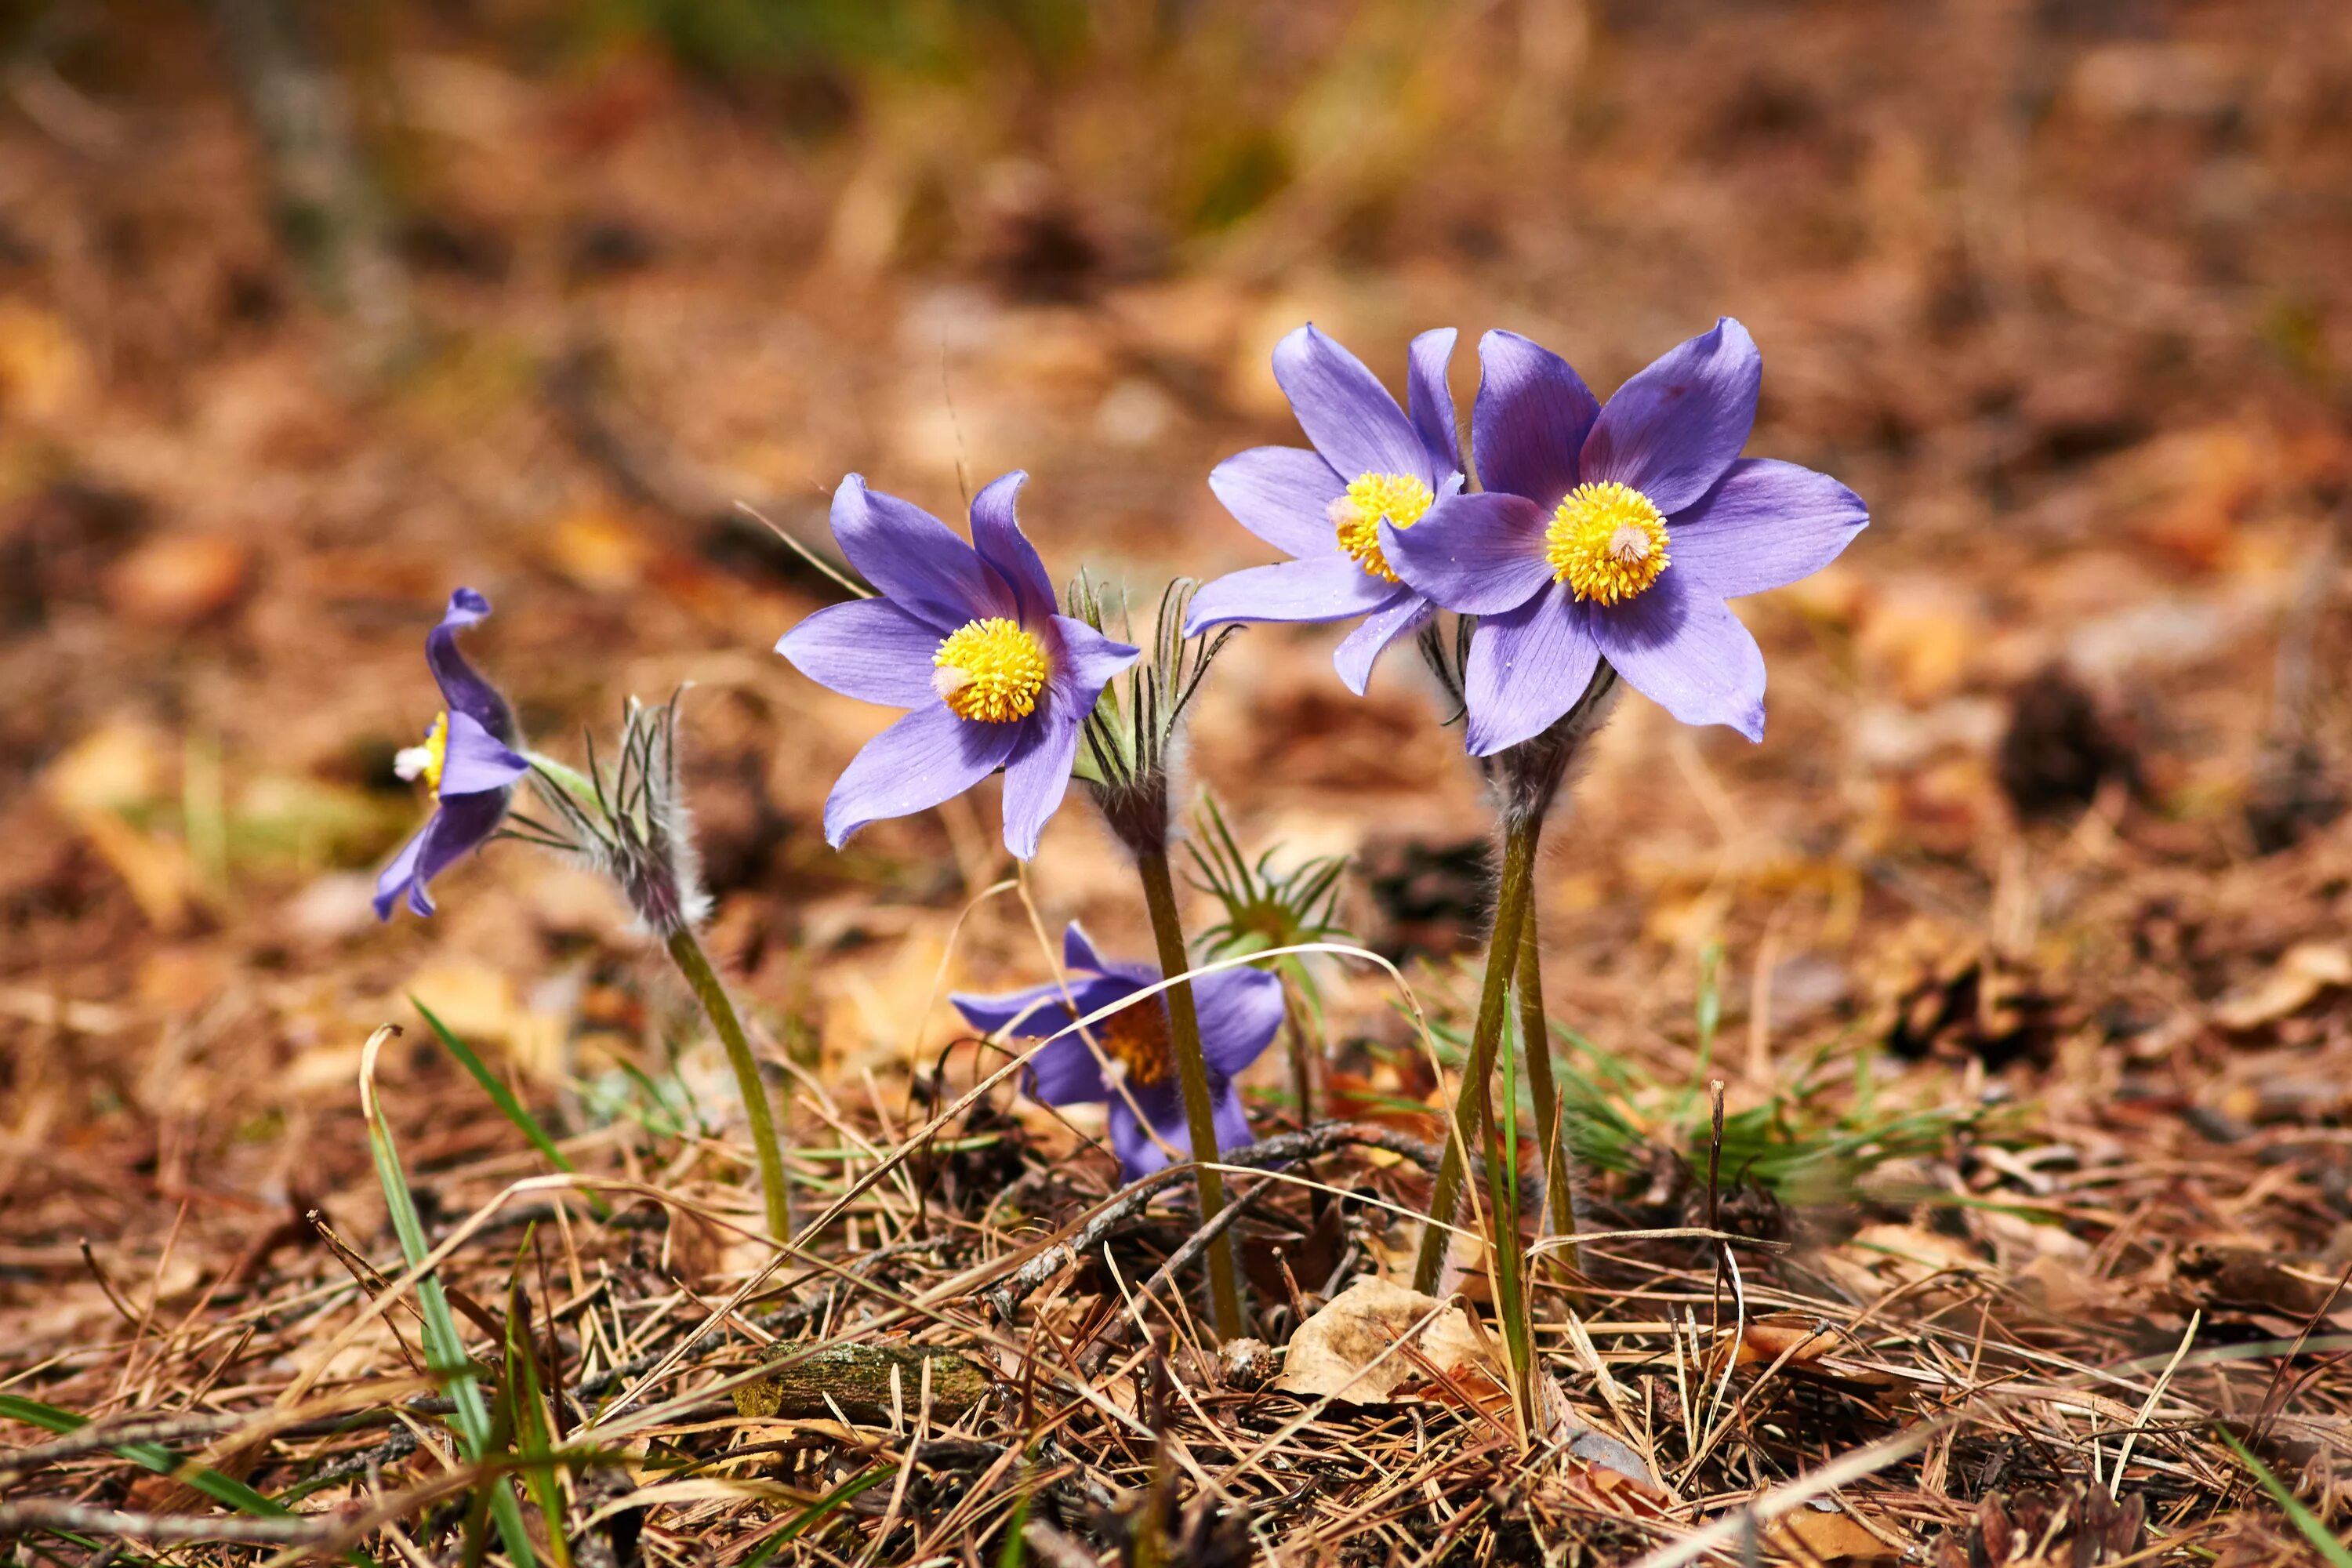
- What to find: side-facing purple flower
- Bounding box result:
[1384,319,1867,755]
[953,923,1284,1181]
[1182,325,1464,693]
[375,588,530,920]
[775,472,1138,860]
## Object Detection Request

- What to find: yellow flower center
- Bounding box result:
[1545,481,1671,604]
[394,712,450,793]
[1330,471,1436,583]
[932,617,1049,723]
[1095,996,1172,1086]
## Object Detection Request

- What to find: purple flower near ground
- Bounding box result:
[1383,319,1867,755]
[375,589,531,920]
[952,924,1285,1181]
[775,472,1139,860]
[1182,325,1465,693]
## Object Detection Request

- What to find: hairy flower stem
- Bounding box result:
[1517,907,1584,1287]
[665,927,792,1243]
[1411,813,1541,1295]
[1134,847,1245,1341]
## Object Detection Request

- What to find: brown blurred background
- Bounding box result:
[5,0,2352,1283]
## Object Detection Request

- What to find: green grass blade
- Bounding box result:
[0,1393,287,1517]
[365,1044,539,1566]
[506,1242,574,1568]
[412,996,608,1221]
[2219,1430,2352,1567]
[996,1489,1033,1568]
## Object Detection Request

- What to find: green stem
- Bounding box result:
[666,926,792,1243]
[1281,975,1316,1129]
[1516,904,1582,1284]
[1412,812,1541,1295]
[1134,847,1245,1341]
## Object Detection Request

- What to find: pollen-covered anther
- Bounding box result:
[932,617,1049,723]
[1545,481,1671,604]
[1094,998,1173,1085]
[394,712,450,793]
[1330,471,1436,583]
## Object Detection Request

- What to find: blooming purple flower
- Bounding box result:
[1383,320,1867,755]
[1182,325,1465,693]
[953,923,1284,1181]
[775,472,1139,860]
[375,588,530,920]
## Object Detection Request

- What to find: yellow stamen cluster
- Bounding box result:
[1330,470,1436,583]
[1545,481,1671,604]
[932,617,1049,724]
[1096,998,1173,1085]
[394,712,451,793]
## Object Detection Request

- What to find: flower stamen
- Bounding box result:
[1095,998,1173,1085]
[1546,481,1671,604]
[933,617,1049,723]
[1330,471,1436,583]
[394,712,449,793]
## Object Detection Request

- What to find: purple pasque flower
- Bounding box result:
[1383,319,1867,756]
[952,923,1285,1181]
[1182,325,1465,694]
[775,472,1138,860]
[375,588,531,920]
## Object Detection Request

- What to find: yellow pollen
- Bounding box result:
[1095,998,1172,1085]
[1545,481,1671,604]
[394,712,451,793]
[932,617,1049,723]
[1330,470,1436,583]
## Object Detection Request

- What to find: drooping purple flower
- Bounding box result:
[375,588,530,920]
[1383,319,1867,756]
[952,923,1285,1181]
[1182,325,1465,693]
[775,473,1139,860]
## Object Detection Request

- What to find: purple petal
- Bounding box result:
[1580,318,1761,515]
[1332,588,1433,696]
[775,598,946,710]
[829,474,1013,633]
[436,711,529,797]
[1381,491,1552,615]
[1207,446,1348,561]
[1109,1081,1254,1181]
[951,979,1075,1038]
[1063,922,1109,975]
[822,702,1019,848]
[1463,581,1603,757]
[1665,459,1868,600]
[1183,554,1398,634]
[1271,325,1429,485]
[1191,966,1285,1077]
[1406,328,1463,480]
[373,822,430,920]
[426,587,517,746]
[1472,330,1600,510]
[1044,615,1141,713]
[1022,1033,1110,1106]
[1000,710,1079,860]
[967,470,1056,626]
[372,787,514,920]
[1591,574,1766,741]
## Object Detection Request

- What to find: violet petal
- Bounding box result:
[1207,445,1349,561]
[1184,553,1398,633]
[967,470,1057,626]
[1472,330,1601,511]
[1463,580,1603,757]
[1381,491,1553,615]
[1272,325,1428,485]
[1579,318,1761,515]
[1332,587,1433,695]
[1665,459,1867,600]
[829,474,1013,633]
[775,597,947,710]
[822,702,1020,848]
[1591,574,1766,741]
[1406,327,1463,481]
